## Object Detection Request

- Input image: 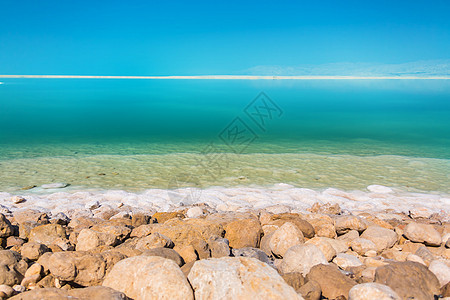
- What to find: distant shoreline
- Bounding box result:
[1,75,450,80]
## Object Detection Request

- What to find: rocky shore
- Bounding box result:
[0,186,449,299]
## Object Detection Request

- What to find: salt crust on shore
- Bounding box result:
[0,184,448,220]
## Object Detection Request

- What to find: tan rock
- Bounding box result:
[429,259,450,287]
[28,224,67,245]
[142,247,184,266]
[174,245,198,263]
[24,263,42,279]
[306,237,336,262]
[361,226,397,252]
[270,222,304,258]
[0,214,14,238]
[268,213,315,238]
[350,238,377,255]
[188,257,302,300]
[152,211,185,224]
[0,285,14,298]
[315,223,336,239]
[9,286,128,300]
[338,230,360,244]
[406,253,427,265]
[333,253,363,269]
[374,261,440,299]
[298,280,321,300]
[309,202,341,215]
[279,244,328,276]
[306,264,356,299]
[208,236,230,258]
[45,252,107,286]
[349,283,400,300]
[224,218,263,249]
[90,224,132,242]
[130,224,158,238]
[0,250,27,286]
[335,215,367,235]
[13,209,49,225]
[76,228,118,251]
[20,242,50,261]
[103,255,193,300]
[136,233,174,250]
[281,272,306,292]
[404,222,442,246]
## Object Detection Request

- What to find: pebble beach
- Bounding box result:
[0,183,449,299]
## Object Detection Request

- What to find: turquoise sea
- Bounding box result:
[0,79,449,193]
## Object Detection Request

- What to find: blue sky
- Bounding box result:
[1,0,449,75]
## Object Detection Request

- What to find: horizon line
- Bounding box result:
[1,75,450,80]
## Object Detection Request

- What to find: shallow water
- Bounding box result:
[0,79,449,193]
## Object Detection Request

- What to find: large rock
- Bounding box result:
[103,256,193,300]
[335,216,367,235]
[44,252,107,286]
[187,257,302,299]
[9,286,128,300]
[224,218,263,249]
[428,259,450,287]
[142,248,184,267]
[20,242,50,261]
[404,222,442,246]
[89,224,132,242]
[0,250,27,286]
[360,226,397,252]
[269,222,304,258]
[306,264,356,299]
[28,224,67,245]
[374,261,440,299]
[0,214,14,238]
[279,244,328,276]
[76,229,118,251]
[348,283,401,300]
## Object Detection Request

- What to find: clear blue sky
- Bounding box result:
[1,0,449,75]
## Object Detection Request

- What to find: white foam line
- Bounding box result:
[0,75,449,80]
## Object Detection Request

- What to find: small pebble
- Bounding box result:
[11,196,26,204]
[41,183,70,189]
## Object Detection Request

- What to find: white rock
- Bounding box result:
[269,222,304,257]
[349,283,400,300]
[41,183,69,189]
[367,185,393,193]
[333,253,363,269]
[11,196,26,204]
[103,256,194,300]
[188,257,302,300]
[429,260,450,287]
[279,244,328,276]
[186,207,204,218]
[85,200,100,210]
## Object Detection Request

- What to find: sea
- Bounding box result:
[0,79,449,193]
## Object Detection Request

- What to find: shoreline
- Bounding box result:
[1,184,448,220]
